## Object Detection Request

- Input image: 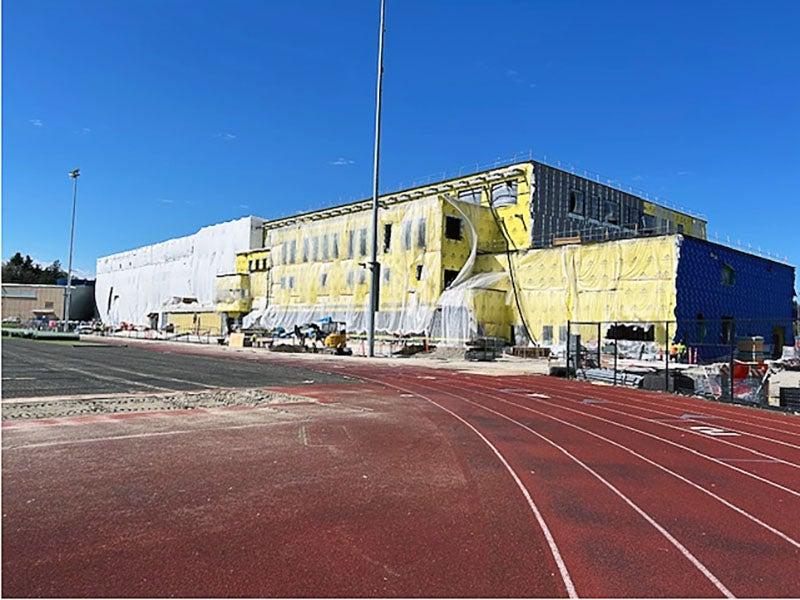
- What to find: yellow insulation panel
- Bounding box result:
[166,311,221,335]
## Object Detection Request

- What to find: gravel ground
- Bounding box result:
[2,388,310,420]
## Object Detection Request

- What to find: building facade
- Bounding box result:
[1,282,95,323]
[92,160,794,351]
[229,160,793,350]
[95,216,264,335]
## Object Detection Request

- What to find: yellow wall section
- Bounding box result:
[167,311,221,335]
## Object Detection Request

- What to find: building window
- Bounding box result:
[640,214,656,231]
[319,272,327,288]
[303,238,309,262]
[490,181,518,207]
[417,219,427,249]
[590,195,602,221]
[332,233,339,259]
[603,199,619,225]
[445,216,462,240]
[721,264,736,286]
[542,325,553,344]
[403,222,412,250]
[677,223,685,234]
[382,267,391,283]
[383,223,392,252]
[696,313,707,343]
[289,240,297,264]
[721,317,734,344]
[312,236,319,261]
[322,234,330,260]
[559,325,568,343]
[288,276,295,290]
[458,189,482,205]
[346,270,354,288]
[358,269,366,285]
[359,228,368,256]
[44,301,54,309]
[347,230,355,259]
[281,242,287,264]
[568,190,584,216]
[280,276,286,289]
[443,269,459,289]
[416,265,423,280]
[248,260,255,271]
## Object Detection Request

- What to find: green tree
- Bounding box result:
[2,253,67,284]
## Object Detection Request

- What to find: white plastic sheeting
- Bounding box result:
[95,217,263,326]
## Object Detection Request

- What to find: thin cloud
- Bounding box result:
[215,132,237,141]
[677,170,692,176]
[29,119,44,127]
[330,157,355,166]
[157,198,174,204]
[239,204,250,209]
[80,127,91,134]
[632,175,645,182]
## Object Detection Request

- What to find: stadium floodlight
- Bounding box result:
[63,168,80,330]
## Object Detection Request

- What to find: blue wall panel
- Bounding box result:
[674,236,795,361]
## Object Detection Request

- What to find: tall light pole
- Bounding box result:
[63,168,80,330]
[366,0,386,357]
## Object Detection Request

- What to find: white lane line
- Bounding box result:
[519,373,800,439]
[358,376,577,599]
[474,376,800,479]
[411,379,735,598]
[2,419,311,451]
[450,382,800,550]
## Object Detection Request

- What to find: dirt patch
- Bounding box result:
[2,388,311,420]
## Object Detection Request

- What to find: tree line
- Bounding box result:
[2,253,68,284]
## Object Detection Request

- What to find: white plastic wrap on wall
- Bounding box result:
[95,217,264,326]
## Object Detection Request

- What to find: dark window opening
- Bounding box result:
[605,324,655,341]
[568,190,584,216]
[383,223,392,252]
[445,216,463,240]
[640,214,656,231]
[696,313,707,343]
[347,231,354,259]
[721,264,735,286]
[443,269,459,289]
[542,325,553,344]
[721,317,734,344]
[415,265,423,280]
[677,223,685,234]
[604,199,619,224]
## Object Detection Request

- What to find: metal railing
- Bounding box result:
[564,317,799,409]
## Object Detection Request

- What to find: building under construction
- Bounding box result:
[96,160,795,352]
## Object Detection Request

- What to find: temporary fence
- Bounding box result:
[565,317,800,409]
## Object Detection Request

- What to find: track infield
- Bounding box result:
[3,339,799,597]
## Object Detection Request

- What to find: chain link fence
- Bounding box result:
[565,317,800,410]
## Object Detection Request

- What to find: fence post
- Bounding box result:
[566,320,571,379]
[665,321,670,392]
[597,322,602,368]
[729,319,736,402]
[613,322,618,386]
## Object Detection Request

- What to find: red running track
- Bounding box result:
[3,350,799,597]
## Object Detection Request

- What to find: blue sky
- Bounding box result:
[3,0,798,286]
